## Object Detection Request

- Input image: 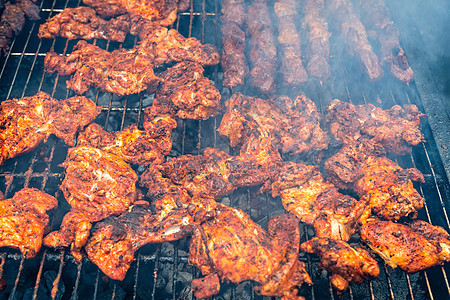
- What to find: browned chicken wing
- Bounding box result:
[38,7,131,42]
[219,93,329,156]
[151,61,221,120]
[0,91,100,166]
[189,207,312,299]
[272,162,365,241]
[44,146,138,259]
[0,188,57,258]
[360,219,450,273]
[301,237,379,291]
[326,99,425,154]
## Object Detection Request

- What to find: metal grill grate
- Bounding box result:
[0,0,450,299]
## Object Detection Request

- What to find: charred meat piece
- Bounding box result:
[44,146,138,259]
[325,140,424,221]
[0,188,57,258]
[302,0,331,82]
[355,0,413,83]
[219,93,329,156]
[85,166,218,281]
[0,91,101,166]
[221,22,248,89]
[135,26,220,67]
[83,0,179,27]
[327,0,383,80]
[44,40,161,96]
[0,1,40,54]
[189,207,312,299]
[77,111,176,166]
[301,237,379,291]
[272,162,365,241]
[155,142,282,199]
[326,99,425,154]
[38,7,131,42]
[221,0,245,26]
[246,1,277,94]
[151,61,221,120]
[360,219,450,273]
[274,0,308,86]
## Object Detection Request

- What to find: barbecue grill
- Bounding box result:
[0,0,449,299]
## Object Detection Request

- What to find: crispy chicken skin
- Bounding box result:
[272,162,365,241]
[83,0,179,27]
[85,166,218,280]
[325,140,424,221]
[152,61,221,120]
[274,0,308,86]
[326,99,425,154]
[301,237,379,291]
[77,111,176,166]
[219,93,329,156]
[0,188,57,258]
[38,7,131,42]
[302,0,331,82]
[327,0,383,80]
[0,91,100,166]
[156,142,282,199]
[360,219,450,273]
[44,146,138,259]
[246,1,277,94]
[189,208,312,299]
[44,40,161,96]
[355,0,413,83]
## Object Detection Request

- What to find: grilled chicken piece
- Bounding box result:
[44,40,161,96]
[327,0,383,80]
[0,91,101,166]
[221,22,248,89]
[219,93,329,156]
[301,237,379,291]
[360,219,450,273]
[326,99,425,155]
[83,0,179,27]
[44,146,138,259]
[155,140,282,199]
[302,0,331,82]
[274,0,308,86]
[355,0,413,83]
[77,111,176,166]
[246,1,277,94]
[190,208,312,299]
[221,0,245,26]
[325,140,424,221]
[151,61,221,120]
[135,26,220,67]
[272,162,365,241]
[0,188,57,258]
[85,166,217,280]
[38,7,131,42]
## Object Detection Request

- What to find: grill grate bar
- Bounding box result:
[132,253,141,300]
[93,269,100,300]
[32,250,48,300]
[70,260,83,300]
[383,264,396,299]
[51,250,66,300]
[151,247,160,300]
[9,256,25,300]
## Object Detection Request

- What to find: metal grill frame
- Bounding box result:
[0,0,450,299]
